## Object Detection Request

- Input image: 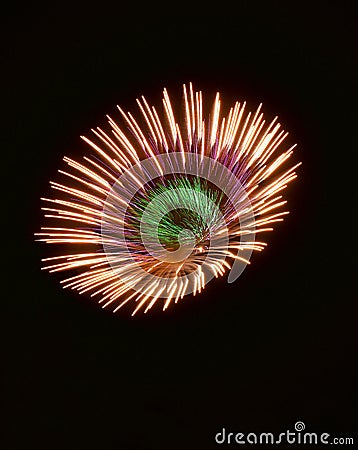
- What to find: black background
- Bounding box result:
[2,2,355,449]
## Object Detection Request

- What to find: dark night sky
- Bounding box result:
[2,2,356,449]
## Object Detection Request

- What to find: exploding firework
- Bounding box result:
[36,83,300,315]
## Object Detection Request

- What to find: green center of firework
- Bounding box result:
[156,208,206,250]
[125,176,224,255]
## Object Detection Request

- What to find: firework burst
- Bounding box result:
[36,83,300,315]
